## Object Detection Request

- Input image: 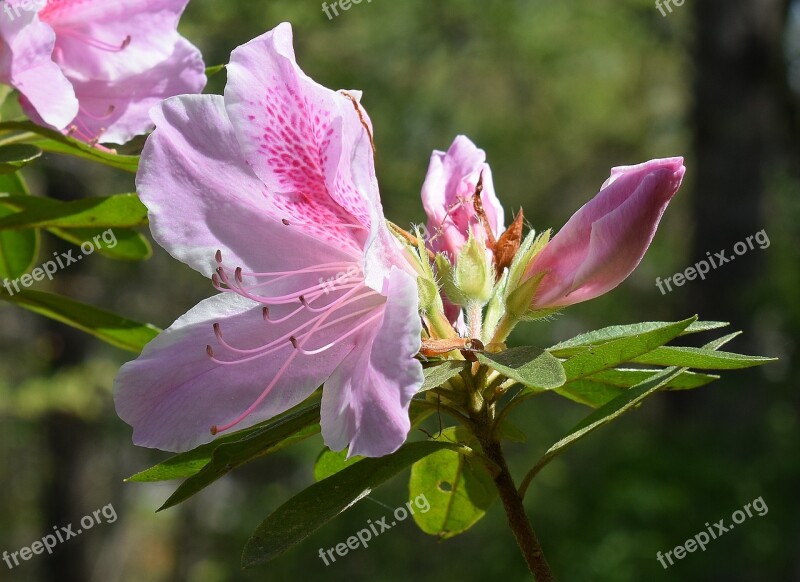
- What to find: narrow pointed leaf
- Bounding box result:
[0,289,159,352]
[158,405,322,511]
[0,194,147,230]
[631,347,776,369]
[129,394,322,483]
[0,121,139,172]
[476,346,566,391]
[560,317,696,381]
[47,227,152,261]
[242,441,459,568]
[520,334,763,493]
[556,368,721,407]
[549,319,728,357]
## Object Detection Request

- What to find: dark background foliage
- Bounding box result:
[1,0,798,580]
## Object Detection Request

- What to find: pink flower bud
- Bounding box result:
[421,135,504,261]
[526,157,686,309]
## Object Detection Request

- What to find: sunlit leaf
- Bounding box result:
[549,319,728,358]
[129,395,322,484]
[157,404,322,511]
[0,193,147,230]
[560,317,696,381]
[476,346,566,391]
[409,427,496,539]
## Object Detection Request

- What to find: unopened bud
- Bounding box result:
[453,234,494,305]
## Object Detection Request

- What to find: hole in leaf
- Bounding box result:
[438,481,452,492]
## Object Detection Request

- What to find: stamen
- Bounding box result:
[79,105,116,121]
[289,312,383,355]
[207,291,377,360]
[58,28,132,52]
[210,285,368,435]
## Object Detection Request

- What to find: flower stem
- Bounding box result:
[474,413,556,581]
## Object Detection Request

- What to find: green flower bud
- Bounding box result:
[453,233,494,305]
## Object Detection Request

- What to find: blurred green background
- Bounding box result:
[1,0,798,580]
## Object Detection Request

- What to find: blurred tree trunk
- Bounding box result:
[689,0,795,327]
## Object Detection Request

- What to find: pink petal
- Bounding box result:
[114,291,385,452]
[224,22,379,256]
[421,135,504,260]
[0,0,78,128]
[528,157,685,308]
[68,37,205,144]
[320,268,423,458]
[40,0,194,82]
[138,94,357,279]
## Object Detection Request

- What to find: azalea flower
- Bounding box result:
[114,23,424,457]
[0,0,206,144]
[421,135,505,260]
[526,157,686,309]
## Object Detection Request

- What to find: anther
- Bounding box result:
[215,249,223,263]
[206,345,214,357]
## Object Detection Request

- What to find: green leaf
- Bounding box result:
[519,333,760,495]
[0,121,139,173]
[409,428,497,539]
[242,441,459,568]
[129,397,322,483]
[560,317,696,381]
[476,346,566,391]
[0,289,159,352]
[314,448,363,482]
[420,360,466,392]
[555,368,720,408]
[0,144,42,174]
[158,404,322,511]
[631,346,776,369]
[0,194,147,230]
[549,319,728,358]
[0,204,38,279]
[587,368,719,389]
[47,227,152,261]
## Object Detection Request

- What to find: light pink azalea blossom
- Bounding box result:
[0,0,206,144]
[526,157,686,309]
[421,135,505,260]
[114,23,423,458]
